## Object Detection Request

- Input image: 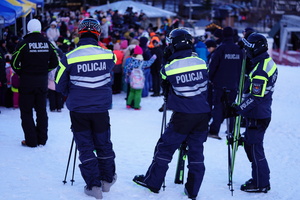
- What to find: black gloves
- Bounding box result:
[161,80,170,101]
[224,104,239,118]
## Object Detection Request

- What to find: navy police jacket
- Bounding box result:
[208,37,243,90]
[161,49,210,114]
[55,37,116,113]
[236,52,278,119]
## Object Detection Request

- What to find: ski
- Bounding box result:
[227,53,247,195]
[174,142,188,184]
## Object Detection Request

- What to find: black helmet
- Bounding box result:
[78,18,101,37]
[242,33,268,58]
[167,28,193,51]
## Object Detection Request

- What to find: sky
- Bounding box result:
[0,64,299,200]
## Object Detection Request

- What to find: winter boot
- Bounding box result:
[84,186,102,199]
[184,187,197,200]
[240,179,271,193]
[102,174,117,192]
[208,134,222,140]
[133,175,159,193]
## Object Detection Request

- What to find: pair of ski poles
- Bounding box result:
[62,137,77,185]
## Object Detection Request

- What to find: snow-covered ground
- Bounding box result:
[0,64,299,200]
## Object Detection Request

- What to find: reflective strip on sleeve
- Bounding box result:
[55,61,66,84]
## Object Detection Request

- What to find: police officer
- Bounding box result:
[208,26,244,139]
[55,18,117,199]
[235,33,277,193]
[11,19,58,147]
[133,28,210,200]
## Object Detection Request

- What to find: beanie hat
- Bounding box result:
[50,21,57,27]
[27,19,41,33]
[134,45,143,55]
[113,43,120,50]
[120,39,128,49]
[205,39,217,48]
[213,29,222,38]
[223,26,233,38]
[139,36,148,47]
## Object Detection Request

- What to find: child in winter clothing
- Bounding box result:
[48,68,64,112]
[125,45,156,110]
[112,43,124,94]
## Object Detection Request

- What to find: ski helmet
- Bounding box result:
[167,28,193,51]
[242,33,268,58]
[78,18,101,38]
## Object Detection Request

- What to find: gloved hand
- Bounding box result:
[161,80,170,101]
[225,104,239,118]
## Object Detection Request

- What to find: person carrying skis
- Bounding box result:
[208,26,244,140]
[133,28,210,200]
[55,18,117,199]
[231,33,278,193]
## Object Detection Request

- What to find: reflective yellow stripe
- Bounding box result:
[67,54,113,64]
[250,75,267,97]
[253,75,268,81]
[11,87,18,92]
[55,62,66,84]
[12,43,27,70]
[166,64,206,76]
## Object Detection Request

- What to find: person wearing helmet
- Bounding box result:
[55,18,117,199]
[207,26,244,140]
[232,33,278,193]
[133,28,210,200]
[10,19,59,147]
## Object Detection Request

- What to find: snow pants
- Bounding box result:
[244,117,271,188]
[144,112,210,197]
[70,111,116,189]
[48,89,64,111]
[127,88,142,109]
[19,87,48,147]
[209,88,237,135]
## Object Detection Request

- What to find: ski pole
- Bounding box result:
[160,97,167,191]
[63,137,75,184]
[70,144,77,185]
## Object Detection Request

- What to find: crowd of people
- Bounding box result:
[0,6,277,200]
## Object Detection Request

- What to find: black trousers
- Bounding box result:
[48,89,64,111]
[19,87,48,147]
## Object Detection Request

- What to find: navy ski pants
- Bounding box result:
[243,117,271,188]
[144,112,209,197]
[70,111,116,189]
[209,88,237,135]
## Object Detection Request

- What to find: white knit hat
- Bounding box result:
[27,19,41,33]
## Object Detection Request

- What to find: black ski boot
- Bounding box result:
[240,179,271,193]
[184,187,197,200]
[133,175,159,193]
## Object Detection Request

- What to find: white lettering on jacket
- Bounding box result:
[77,62,107,73]
[224,54,240,59]
[240,98,254,110]
[28,42,49,49]
[176,71,203,84]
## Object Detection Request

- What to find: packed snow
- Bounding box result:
[0,64,299,200]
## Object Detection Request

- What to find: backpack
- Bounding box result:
[129,63,145,89]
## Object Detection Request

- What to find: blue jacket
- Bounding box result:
[237,52,278,119]
[161,49,210,114]
[55,37,116,113]
[194,41,208,63]
[208,37,243,90]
